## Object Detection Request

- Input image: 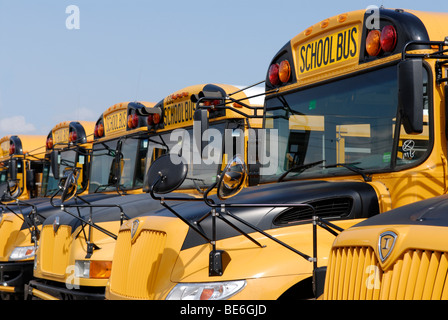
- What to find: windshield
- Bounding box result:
[144,122,228,191]
[41,150,78,196]
[89,137,148,193]
[261,65,430,183]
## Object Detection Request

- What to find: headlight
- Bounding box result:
[9,246,36,261]
[75,260,112,279]
[166,280,246,300]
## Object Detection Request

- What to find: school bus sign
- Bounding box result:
[297,25,359,75]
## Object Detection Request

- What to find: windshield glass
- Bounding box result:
[89,137,147,193]
[261,65,430,183]
[144,122,227,191]
[41,149,77,196]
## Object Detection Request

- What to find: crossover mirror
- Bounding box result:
[145,153,188,194]
[217,155,247,200]
[58,168,79,203]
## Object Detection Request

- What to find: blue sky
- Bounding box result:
[0,0,446,137]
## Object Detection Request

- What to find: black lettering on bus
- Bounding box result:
[306,44,311,71]
[336,33,343,61]
[343,30,350,59]
[323,37,330,65]
[300,46,306,73]
[350,26,357,57]
[316,39,323,68]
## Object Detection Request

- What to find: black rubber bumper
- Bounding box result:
[26,279,105,300]
[0,260,34,294]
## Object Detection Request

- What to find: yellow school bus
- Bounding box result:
[0,122,95,299]
[107,7,446,300]
[41,121,96,197]
[0,135,46,200]
[29,86,263,300]
[320,9,448,298]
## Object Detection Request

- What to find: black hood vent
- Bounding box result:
[274,197,353,226]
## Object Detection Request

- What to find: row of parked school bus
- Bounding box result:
[1,7,448,300]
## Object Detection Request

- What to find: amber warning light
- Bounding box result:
[366,25,397,57]
[268,60,291,86]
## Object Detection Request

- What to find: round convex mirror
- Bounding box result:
[145,153,188,194]
[59,168,79,203]
[217,155,247,200]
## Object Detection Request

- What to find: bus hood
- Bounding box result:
[149,179,380,250]
[353,194,448,228]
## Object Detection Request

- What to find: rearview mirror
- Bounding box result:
[217,155,247,200]
[398,59,424,134]
[50,150,60,180]
[8,158,17,182]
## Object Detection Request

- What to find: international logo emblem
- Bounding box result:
[53,216,60,233]
[131,219,140,240]
[378,231,397,262]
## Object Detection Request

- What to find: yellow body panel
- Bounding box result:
[323,224,448,300]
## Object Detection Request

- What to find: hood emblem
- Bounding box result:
[53,216,60,233]
[378,231,397,262]
[131,219,140,240]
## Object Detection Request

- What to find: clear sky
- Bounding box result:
[0,0,446,137]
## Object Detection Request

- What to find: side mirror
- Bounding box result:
[193,108,209,156]
[145,153,188,194]
[398,59,424,134]
[58,168,79,203]
[217,155,247,200]
[109,150,122,185]
[50,150,60,180]
[8,158,17,182]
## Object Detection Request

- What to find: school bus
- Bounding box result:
[0,135,46,200]
[28,86,263,300]
[106,7,446,300]
[320,11,448,298]
[0,121,97,299]
[41,121,96,198]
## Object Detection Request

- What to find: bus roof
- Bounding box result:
[47,120,96,150]
[265,8,445,93]
[94,101,156,141]
[139,83,265,132]
[0,135,47,160]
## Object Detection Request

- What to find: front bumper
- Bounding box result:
[0,261,34,296]
[25,279,106,300]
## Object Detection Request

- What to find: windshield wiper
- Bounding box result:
[324,162,371,182]
[278,160,325,182]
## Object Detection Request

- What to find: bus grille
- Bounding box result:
[324,246,448,300]
[110,229,167,299]
[40,225,72,277]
